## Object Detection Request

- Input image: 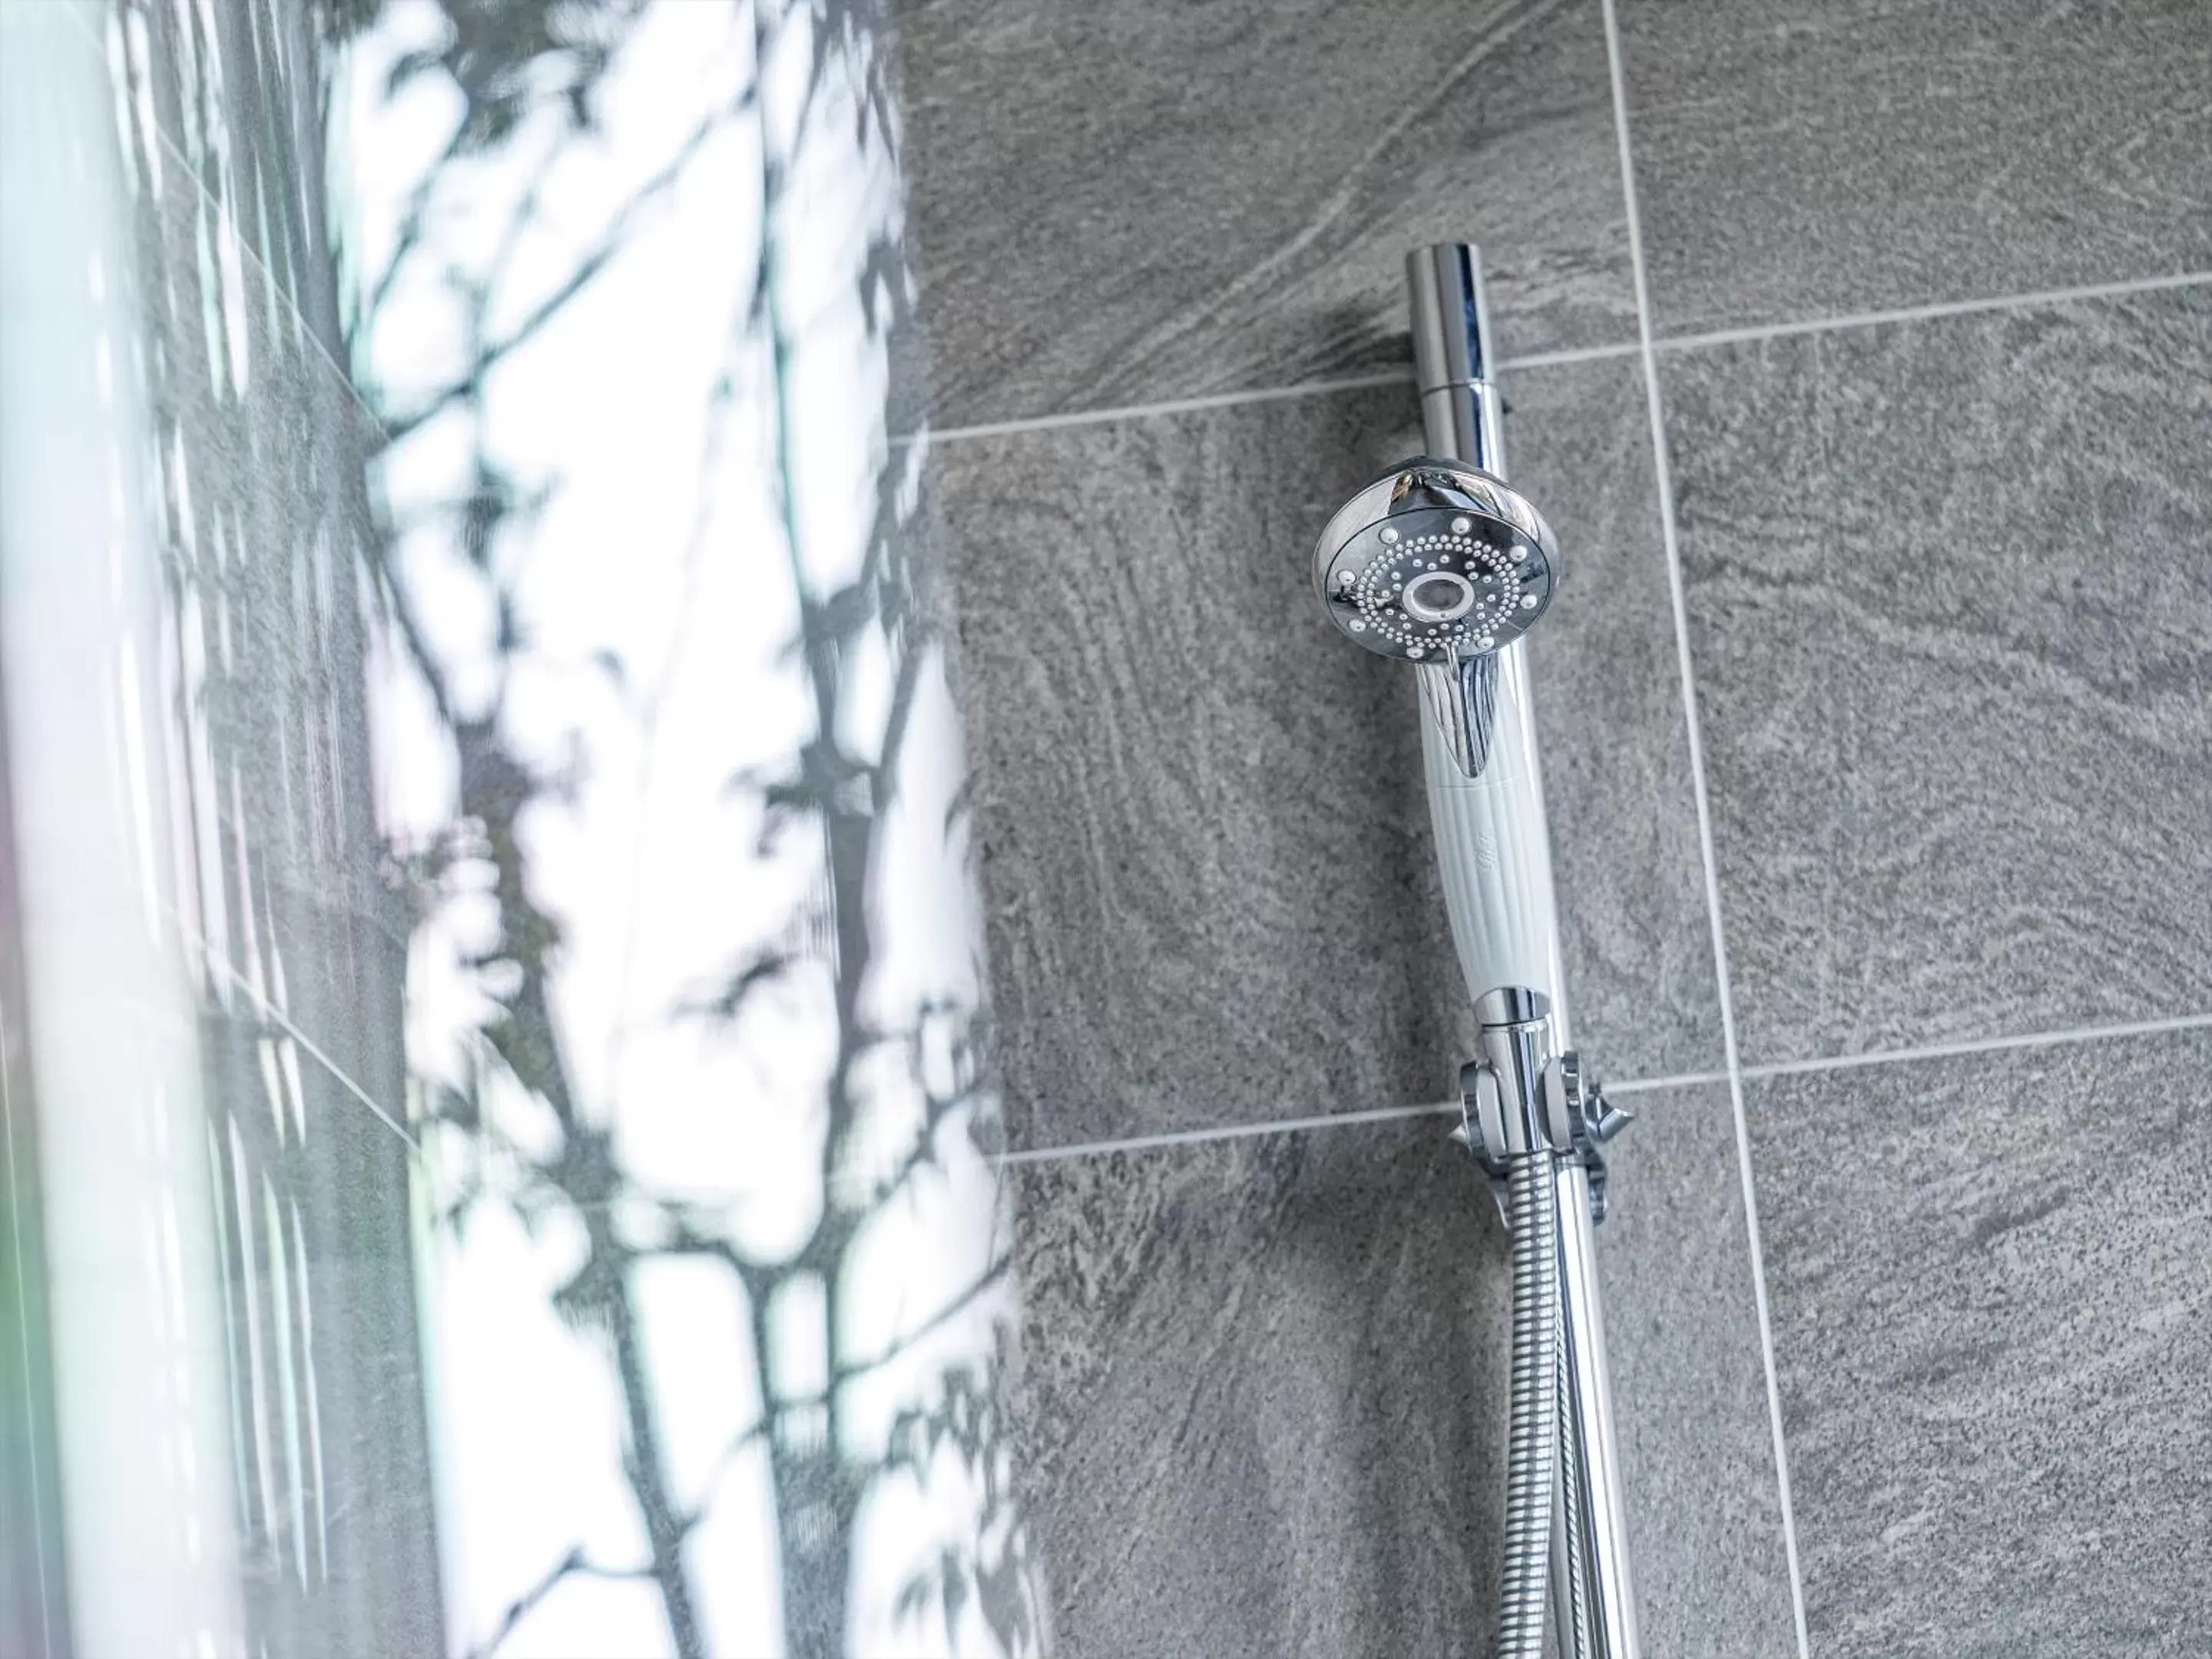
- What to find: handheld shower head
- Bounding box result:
[1312,459,1561,664]
[1313,459,1561,777]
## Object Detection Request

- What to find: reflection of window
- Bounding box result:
[4,2,440,1654]
[341,0,1042,1646]
[3,2,1044,1656]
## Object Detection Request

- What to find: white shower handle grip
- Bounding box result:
[1419,648,1568,1032]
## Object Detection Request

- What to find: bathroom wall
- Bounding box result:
[894,2,2212,1655]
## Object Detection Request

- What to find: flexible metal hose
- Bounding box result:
[1557,1299,1595,1659]
[1497,1151,1558,1657]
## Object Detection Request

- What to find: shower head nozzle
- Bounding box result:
[1311,459,1560,664]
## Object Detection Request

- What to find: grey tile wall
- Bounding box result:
[902,0,2212,1650]
[119,80,420,1246]
[1617,0,2212,336]
[1598,1081,1798,1657]
[935,389,1469,1152]
[934,355,1719,1151]
[1747,1028,2212,1657]
[122,0,350,352]
[1010,1084,1790,1658]
[1512,361,1723,1088]
[1009,1121,1512,1659]
[20,0,2205,1651]
[896,0,1636,426]
[1667,290,2212,1068]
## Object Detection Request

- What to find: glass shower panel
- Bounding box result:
[0,4,1043,1656]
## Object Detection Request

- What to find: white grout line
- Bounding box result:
[181,929,422,1154]
[995,1003,2212,1167]
[903,370,1419,447]
[902,343,1646,448]
[892,271,2212,456]
[1743,1008,2212,1082]
[998,1070,1734,1170]
[995,1099,1460,1167]
[903,273,2212,455]
[1603,1067,1731,1096]
[1654,268,2212,356]
[1598,2,1812,1652]
[1502,339,1648,372]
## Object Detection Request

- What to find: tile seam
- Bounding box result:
[1598,2,1813,1651]
[177,922,422,1154]
[995,1100,1462,1167]
[899,343,1648,447]
[1653,269,2212,357]
[897,277,2212,450]
[997,1008,2212,1165]
[1742,1008,2212,1081]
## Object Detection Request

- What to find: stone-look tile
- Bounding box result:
[165,271,416,1204]
[83,0,422,1296]
[896,0,1634,427]
[225,1255,448,1657]
[1598,1082,1798,1657]
[127,85,412,1107]
[1514,359,1723,1091]
[1747,1028,2212,1656]
[936,387,1461,1151]
[1669,290,2212,1068]
[937,366,1719,1150]
[108,0,351,353]
[116,4,426,1089]
[8,6,414,1207]
[1618,0,2212,336]
[1011,1123,1507,1658]
[1010,1098,1790,1657]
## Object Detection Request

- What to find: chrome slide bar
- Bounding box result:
[1412,242,1640,1659]
[1311,243,1641,1657]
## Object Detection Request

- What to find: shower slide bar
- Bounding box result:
[1310,244,1641,1659]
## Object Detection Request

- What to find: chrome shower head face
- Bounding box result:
[1312,460,1561,661]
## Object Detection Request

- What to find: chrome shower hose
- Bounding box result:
[1497,1151,1558,1658]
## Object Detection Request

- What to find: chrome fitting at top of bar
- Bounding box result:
[1409,243,1492,389]
[1407,243,1506,477]
[1476,986,1548,1026]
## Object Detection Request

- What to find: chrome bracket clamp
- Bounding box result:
[1449,1068,1516,1224]
[1544,1051,1634,1225]
[1450,1007,1632,1224]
